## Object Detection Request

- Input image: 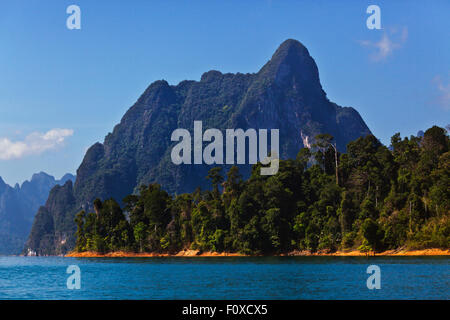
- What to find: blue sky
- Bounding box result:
[0,0,449,185]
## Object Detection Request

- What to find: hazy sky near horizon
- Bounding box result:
[0,0,449,185]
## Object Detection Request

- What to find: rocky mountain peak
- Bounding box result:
[258,39,322,91]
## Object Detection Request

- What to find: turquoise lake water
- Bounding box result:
[0,256,448,299]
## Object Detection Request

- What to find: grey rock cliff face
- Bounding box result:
[25,39,371,255]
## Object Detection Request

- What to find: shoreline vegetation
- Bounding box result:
[71,127,449,259]
[65,248,450,258]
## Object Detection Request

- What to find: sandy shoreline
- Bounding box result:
[65,248,450,258]
[65,249,246,258]
[284,248,450,256]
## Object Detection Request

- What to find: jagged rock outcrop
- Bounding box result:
[0,172,75,254]
[25,39,371,255]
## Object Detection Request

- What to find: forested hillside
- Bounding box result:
[73,126,449,255]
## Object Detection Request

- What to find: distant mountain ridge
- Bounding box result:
[0,172,75,255]
[25,39,372,255]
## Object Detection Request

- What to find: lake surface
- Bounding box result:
[0,256,448,299]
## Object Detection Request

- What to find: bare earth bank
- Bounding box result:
[65,248,450,258]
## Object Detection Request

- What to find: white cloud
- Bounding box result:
[433,76,450,111]
[360,27,408,61]
[0,128,74,160]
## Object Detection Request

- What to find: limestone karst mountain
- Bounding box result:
[25,39,371,255]
[0,172,75,254]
